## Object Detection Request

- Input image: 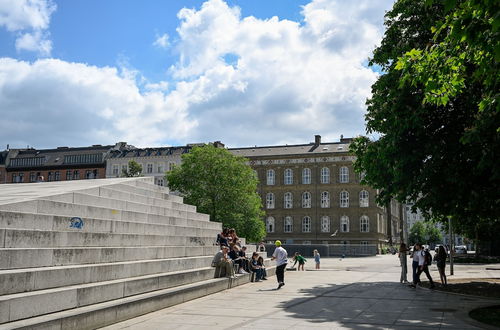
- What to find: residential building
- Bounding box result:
[4,142,130,184]
[0,150,8,184]
[230,135,399,250]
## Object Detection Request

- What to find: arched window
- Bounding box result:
[320,167,330,184]
[340,216,349,232]
[360,215,370,232]
[266,169,275,185]
[339,166,349,183]
[359,190,369,207]
[284,216,293,233]
[340,191,349,207]
[284,168,293,185]
[302,168,311,184]
[302,216,311,232]
[284,192,293,209]
[320,191,330,208]
[266,217,275,233]
[266,193,275,209]
[321,216,330,232]
[302,192,311,208]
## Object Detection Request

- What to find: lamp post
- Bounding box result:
[448,216,454,275]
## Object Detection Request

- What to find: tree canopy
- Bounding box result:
[166,145,265,242]
[350,0,499,243]
[122,160,143,177]
[409,221,443,246]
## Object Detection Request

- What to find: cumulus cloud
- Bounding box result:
[166,0,393,146]
[0,0,56,56]
[0,58,196,148]
[153,33,170,49]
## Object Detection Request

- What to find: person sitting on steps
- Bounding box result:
[211,246,235,278]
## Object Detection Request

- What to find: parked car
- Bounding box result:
[455,245,468,254]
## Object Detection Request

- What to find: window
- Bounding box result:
[302,168,311,184]
[112,165,119,176]
[359,171,366,181]
[65,171,72,180]
[321,216,330,232]
[302,241,311,245]
[157,178,164,186]
[266,217,275,233]
[320,191,330,208]
[266,193,275,209]
[85,170,93,179]
[54,171,60,181]
[266,169,275,185]
[30,172,36,182]
[147,164,153,173]
[320,167,330,184]
[284,192,293,209]
[302,192,311,208]
[48,172,53,181]
[157,165,164,173]
[284,168,293,185]
[63,154,102,164]
[339,166,349,183]
[360,215,370,232]
[340,216,349,232]
[302,216,311,232]
[359,190,369,207]
[284,216,293,233]
[73,170,80,180]
[121,165,127,176]
[340,191,349,207]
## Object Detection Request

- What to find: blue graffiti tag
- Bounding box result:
[69,217,84,229]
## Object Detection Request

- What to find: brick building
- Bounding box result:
[4,143,129,183]
[230,135,400,250]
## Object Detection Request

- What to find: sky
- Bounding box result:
[0,0,394,149]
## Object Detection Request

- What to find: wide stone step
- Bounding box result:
[0,267,215,324]
[0,228,216,248]
[0,199,210,225]
[0,256,214,295]
[0,211,220,237]
[0,267,277,330]
[0,246,220,269]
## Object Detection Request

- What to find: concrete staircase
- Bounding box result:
[0,178,273,330]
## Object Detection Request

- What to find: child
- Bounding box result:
[292,252,306,271]
[313,249,320,270]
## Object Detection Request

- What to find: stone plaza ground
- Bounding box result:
[101,255,500,329]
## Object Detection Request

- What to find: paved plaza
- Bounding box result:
[101,255,500,330]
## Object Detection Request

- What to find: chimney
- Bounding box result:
[213,141,225,148]
[314,135,321,146]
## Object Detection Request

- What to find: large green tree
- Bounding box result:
[351,0,499,247]
[122,160,143,177]
[166,145,265,242]
[409,222,443,245]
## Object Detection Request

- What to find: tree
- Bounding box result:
[409,221,443,246]
[350,0,499,249]
[409,222,426,245]
[122,160,142,177]
[166,145,265,242]
[424,222,443,246]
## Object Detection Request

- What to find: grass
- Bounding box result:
[469,305,500,328]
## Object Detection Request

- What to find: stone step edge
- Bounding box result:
[94,186,187,210]
[0,266,277,330]
[0,255,212,276]
[0,228,217,248]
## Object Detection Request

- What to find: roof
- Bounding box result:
[0,151,8,166]
[229,141,351,158]
[107,146,191,159]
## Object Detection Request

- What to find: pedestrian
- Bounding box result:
[313,249,320,270]
[291,252,306,271]
[398,243,408,283]
[410,244,419,287]
[435,245,448,286]
[271,240,288,289]
[415,244,435,288]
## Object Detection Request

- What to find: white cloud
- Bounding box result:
[0,0,56,56]
[0,58,196,148]
[153,33,170,49]
[166,0,394,146]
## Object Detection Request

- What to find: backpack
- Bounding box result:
[423,249,432,266]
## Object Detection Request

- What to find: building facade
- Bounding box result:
[105,145,193,186]
[230,135,397,250]
[0,150,8,184]
[3,143,129,184]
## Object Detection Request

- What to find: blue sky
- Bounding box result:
[0,0,393,149]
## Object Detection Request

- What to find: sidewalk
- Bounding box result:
[101,255,500,329]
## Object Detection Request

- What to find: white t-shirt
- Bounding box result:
[273,246,288,266]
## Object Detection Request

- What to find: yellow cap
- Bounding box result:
[275,240,282,246]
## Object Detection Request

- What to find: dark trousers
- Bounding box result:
[412,261,419,284]
[276,264,286,283]
[416,265,434,285]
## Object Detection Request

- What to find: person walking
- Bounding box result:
[410,244,419,287]
[271,240,288,290]
[313,249,320,270]
[435,245,448,286]
[416,244,435,288]
[398,243,408,283]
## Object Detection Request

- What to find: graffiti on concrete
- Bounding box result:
[70,217,84,229]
